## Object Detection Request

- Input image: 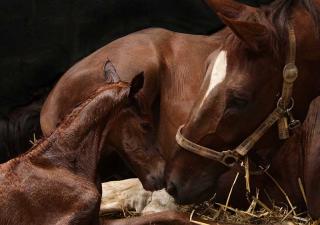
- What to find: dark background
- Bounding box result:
[0,0,273,163]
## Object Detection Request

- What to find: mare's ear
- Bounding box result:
[104,60,121,83]
[218,13,269,51]
[205,0,256,19]
[129,72,144,101]
[205,0,269,51]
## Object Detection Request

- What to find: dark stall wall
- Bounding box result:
[0,0,273,162]
[0,0,273,115]
[0,0,216,115]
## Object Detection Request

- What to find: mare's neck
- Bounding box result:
[257,97,320,209]
[291,5,320,117]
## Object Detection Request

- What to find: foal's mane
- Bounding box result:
[2,82,129,170]
[58,82,129,130]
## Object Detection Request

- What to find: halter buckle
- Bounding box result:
[283,63,298,83]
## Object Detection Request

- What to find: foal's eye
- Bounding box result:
[228,97,249,110]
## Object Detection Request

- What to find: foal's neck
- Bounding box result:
[33,85,127,181]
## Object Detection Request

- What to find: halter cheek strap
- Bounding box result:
[176,22,299,167]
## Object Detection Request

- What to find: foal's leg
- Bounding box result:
[302,97,320,218]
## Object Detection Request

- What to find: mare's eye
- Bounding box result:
[141,122,152,131]
[228,97,249,110]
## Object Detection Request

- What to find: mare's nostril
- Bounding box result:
[166,181,178,197]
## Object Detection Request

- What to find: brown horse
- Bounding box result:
[166,0,320,218]
[0,67,171,225]
[40,28,222,163]
[36,20,230,225]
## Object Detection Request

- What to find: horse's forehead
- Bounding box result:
[203,50,228,101]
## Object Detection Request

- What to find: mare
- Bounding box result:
[166,0,320,218]
[0,68,172,225]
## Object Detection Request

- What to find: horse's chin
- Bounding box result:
[173,183,217,205]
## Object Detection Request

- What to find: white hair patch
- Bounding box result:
[203,50,227,100]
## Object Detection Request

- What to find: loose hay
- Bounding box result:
[101,174,320,225]
[176,163,313,225]
[177,193,312,225]
[100,171,315,225]
[100,197,313,225]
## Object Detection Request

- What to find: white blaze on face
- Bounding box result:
[203,50,227,102]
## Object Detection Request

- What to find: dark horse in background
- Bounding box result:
[166,0,320,219]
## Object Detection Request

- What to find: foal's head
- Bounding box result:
[103,62,164,191]
[166,0,320,204]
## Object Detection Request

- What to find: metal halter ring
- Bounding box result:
[277,97,295,112]
[221,151,240,167]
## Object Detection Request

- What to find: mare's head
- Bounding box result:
[103,62,164,191]
[166,0,320,203]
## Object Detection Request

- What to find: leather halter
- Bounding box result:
[176,23,299,167]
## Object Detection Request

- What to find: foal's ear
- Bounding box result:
[205,0,256,19]
[218,13,269,51]
[104,60,121,83]
[129,72,144,100]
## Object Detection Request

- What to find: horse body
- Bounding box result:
[40,28,222,161]
[166,0,320,218]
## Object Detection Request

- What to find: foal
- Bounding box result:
[0,68,165,225]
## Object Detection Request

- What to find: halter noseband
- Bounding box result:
[176,22,299,167]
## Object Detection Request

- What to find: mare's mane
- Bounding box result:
[270,0,320,38]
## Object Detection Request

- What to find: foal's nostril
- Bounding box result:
[147,175,164,190]
[166,181,178,197]
[150,175,158,185]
